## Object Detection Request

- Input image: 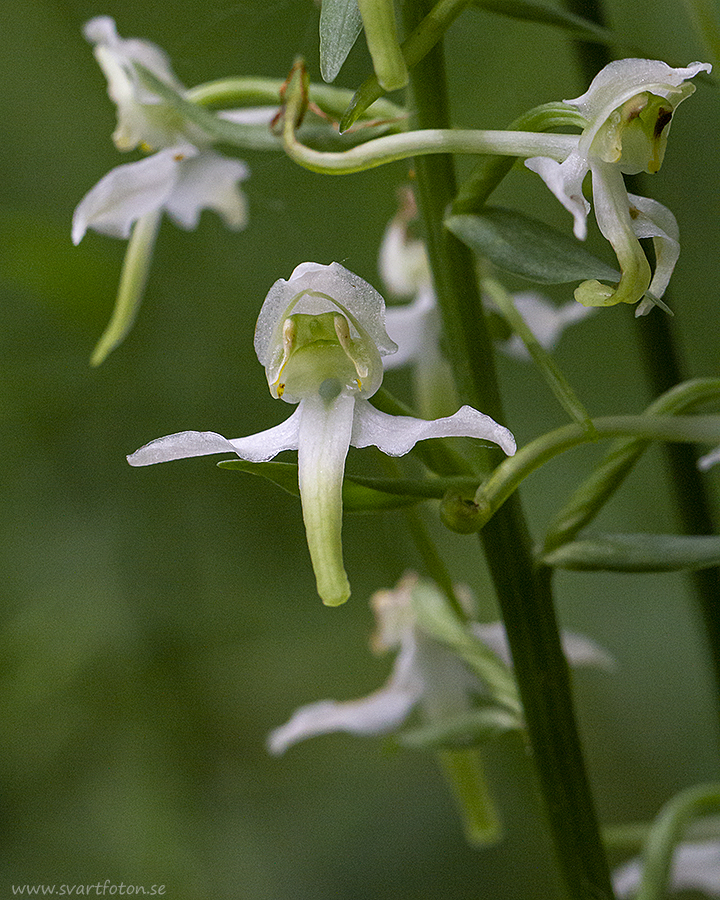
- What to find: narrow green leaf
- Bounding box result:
[471,0,619,45]
[399,705,522,750]
[217,459,464,510]
[542,533,720,572]
[543,378,720,552]
[320,0,364,82]
[483,277,596,435]
[446,207,620,285]
[356,0,408,90]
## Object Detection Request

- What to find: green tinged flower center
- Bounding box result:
[592,91,677,175]
[269,312,375,400]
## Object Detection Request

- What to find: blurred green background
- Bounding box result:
[1,0,719,897]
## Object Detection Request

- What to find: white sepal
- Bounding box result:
[350,399,517,457]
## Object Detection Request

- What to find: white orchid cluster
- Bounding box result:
[68,12,720,892]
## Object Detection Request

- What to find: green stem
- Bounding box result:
[474,413,720,531]
[402,2,614,896]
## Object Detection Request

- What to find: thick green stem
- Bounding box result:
[402,2,614,896]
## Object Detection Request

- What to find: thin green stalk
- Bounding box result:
[474,414,720,530]
[402,2,614,896]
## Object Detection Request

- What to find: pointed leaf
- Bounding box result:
[483,277,595,434]
[542,533,720,572]
[446,207,620,285]
[398,705,522,750]
[320,0,364,82]
[471,0,619,46]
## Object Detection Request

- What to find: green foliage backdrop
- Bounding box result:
[1,0,718,897]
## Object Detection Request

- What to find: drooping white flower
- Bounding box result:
[613,841,720,897]
[525,59,710,313]
[73,17,259,364]
[73,16,251,245]
[127,263,516,606]
[267,573,612,753]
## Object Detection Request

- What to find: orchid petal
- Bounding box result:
[383,286,438,369]
[163,151,249,231]
[83,16,187,151]
[567,60,711,160]
[72,148,187,243]
[255,262,397,372]
[127,408,302,467]
[378,215,430,298]
[472,622,614,669]
[525,152,590,240]
[267,637,425,754]
[297,392,356,606]
[498,292,596,359]
[613,841,720,898]
[350,398,517,457]
[627,193,680,303]
[699,445,720,471]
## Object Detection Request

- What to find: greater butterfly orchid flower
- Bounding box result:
[525,59,710,313]
[127,264,516,606]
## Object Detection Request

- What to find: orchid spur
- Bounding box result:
[127,263,516,606]
[73,17,254,363]
[526,59,711,313]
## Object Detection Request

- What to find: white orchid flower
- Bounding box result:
[613,841,720,897]
[267,573,612,754]
[73,16,250,245]
[127,264,516,606]
[525,59,710,313]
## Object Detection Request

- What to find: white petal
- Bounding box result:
[378,217,430,298]
[350,399,517,457]
[297,392,356,605]
[567,60,712,154]
[627,193,680,300]
[613,841,720,898]
[383,286,438,369]
[498,292,596,359]
[127,409,302,466]
[472,622,614,669]
[163,151,250,231]
[255,262,397,369]
[72,149,185,243]
[267,637,424,754]
[699,445,720,471]
[525,152,590,240]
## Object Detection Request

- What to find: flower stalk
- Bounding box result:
[401,1,615,894]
